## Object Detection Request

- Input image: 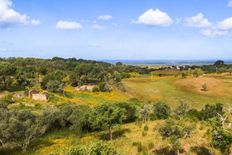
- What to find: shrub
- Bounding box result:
[116,102,137,123]
[153,102,171,120]
[142,131,147,136]
[201,83,208,91]
[148,142,155,150]
[138,104,153,122]
[211,128,232,154]
[174,102,189,116]
[132,142,147,153]
[159,119,193,139]
[144,125,149,131]
[93,82,111,92]
[64,142,118,155]
[199,103,223,121]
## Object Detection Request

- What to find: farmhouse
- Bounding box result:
[32,94,47,101]
[75,85,95,91]
[29,89,47,101]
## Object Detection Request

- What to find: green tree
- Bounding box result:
[68,105,92,136]
[116,102,137,123]
[15,72,31,89]
[91,104,126,140]
[47,80,64,93]
[41,71,65,92]
[0,109,45,152]
[0,62,16,90]
[214,60,224,66]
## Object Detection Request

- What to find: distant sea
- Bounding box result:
[103,60,232,66]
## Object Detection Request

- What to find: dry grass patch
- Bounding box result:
[175,77,232,97]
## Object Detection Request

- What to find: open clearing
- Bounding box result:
[123,74,232,108]
[7,74,232,109]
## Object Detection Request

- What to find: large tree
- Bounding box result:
[91,104,126,140]
[0,62,16,90]
[0,109,45,152]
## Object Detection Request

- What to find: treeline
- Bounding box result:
[1,99,232,154]
[154,60,232,78]
[193,60,232,74]
[0,57,152,92]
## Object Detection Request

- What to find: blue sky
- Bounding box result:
[1,0,232,60]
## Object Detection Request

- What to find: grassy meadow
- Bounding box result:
[123,74,232,109]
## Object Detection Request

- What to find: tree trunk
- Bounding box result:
[22,139,30,153]
[22,144,28,153]
[109,126,113,140]
[3,77,7,90]
[177,149,180,155]
[0,139,5,148]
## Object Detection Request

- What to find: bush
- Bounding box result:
[211,128,232,153]
[201,83,208,91]
[64,142,118,155]
[144,125,149,131]
[199,103,223,121]
[132,142,147,153]
[159,119,193,139]
[174,102,189,116]
[93,82,111,92]
[153,102,171,120]
[148,142,154,150]
[142,131,147,136]
[116,102,137,123]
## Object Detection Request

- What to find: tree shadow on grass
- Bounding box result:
[154,147,185,155]
[190,146,213,155]
[0,147,18,155]
[98,128,131,141]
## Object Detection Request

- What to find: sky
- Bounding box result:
[1,0,232,60]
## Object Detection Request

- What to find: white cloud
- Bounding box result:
[0,0,28,28]
[228,0,232,7]
[200,29,228,37]
[92,24,104,30]
[217,17,232,30]
[185,13,212,28]
[136,9,173,26]
[56,20,82,30]
[31,19,40,25]
[98,15,112,21]
[198,16,232,37]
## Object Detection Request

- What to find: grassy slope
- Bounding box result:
[123,75,232,109]
[10,120,221,155]
[4,74,232,154]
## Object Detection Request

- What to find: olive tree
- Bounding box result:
[91,104,126,140]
